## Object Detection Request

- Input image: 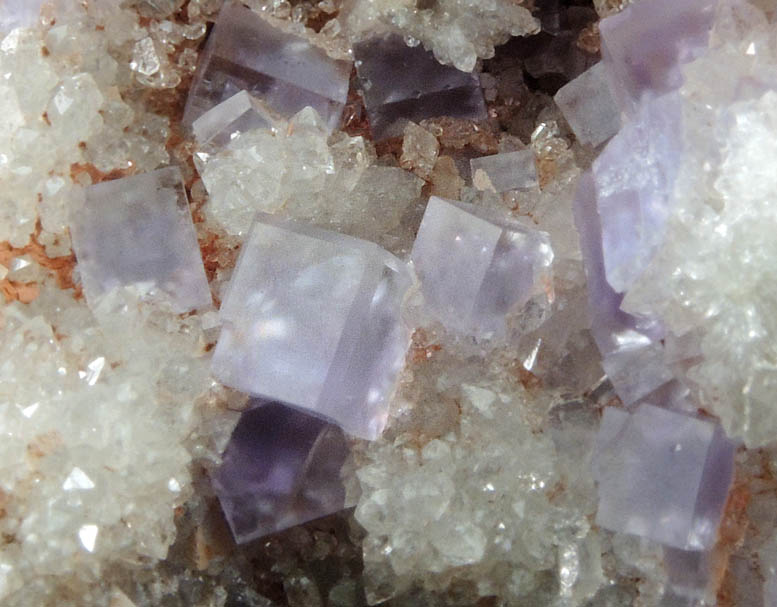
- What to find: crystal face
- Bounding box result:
[470,150,538,193]
[191,90,272,148]
[212,401,349,544]
[411,196,554,339]
[69,166,212,314]
[211,213,412,440]
[593,404,734,551]
[182,1,352,132]
[353,33,487,140]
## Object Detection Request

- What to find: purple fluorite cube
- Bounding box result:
[593,404,734,551]
[0,0,43,32]
[183,1,351,132]
[70,167,211,314]
[212,401,349,543]
[353,34,487,140]
[211,214,412,440]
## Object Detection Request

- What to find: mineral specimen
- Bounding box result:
[192,90,273,147]
[211,213,412,439]
[0,0,43,33]
[212,401,349,544]
[353,33,487,140]
[411,196,554,339]
[183,1,351,131]
[470,149,538,193]
[69,166,212,315]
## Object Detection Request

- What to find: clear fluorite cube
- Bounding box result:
[593,404,734,551]
[70,166,211,314]
[470,150,538,192]
[192,90,272,148]
[411,196,554,339]
[211,214,412,440]
[183,1,351,132]
[353,34,487,140]
[212,401,349,544]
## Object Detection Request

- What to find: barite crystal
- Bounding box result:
[69,166,212,314]
[182,0,351,131]
[192,90,272,148]
[211,213,412,440]
[353,34,487,140]
[470,149,538,193]
[593,404,734,551]
[212,401,349,544]
[411,196,554,339]
[554,62,621,147]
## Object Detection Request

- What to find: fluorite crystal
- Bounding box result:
[192,90,272,147]
[212,401,349,544]
[593,404,734,551]
[470,149,538,193]
[211,213,412,440]
[411,196,554,339]
[70,167,212,314]
[353,34,487,140]
[183,1,351,131]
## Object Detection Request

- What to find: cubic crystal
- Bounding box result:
[211,213,412,440]
[353,34,487,140]
[69,166,212,314]
[0,0,43,33]
[192,90,272,148]
[212,401,349,544]
[183,1,351,131]
[411,196,554,339]
[593,404,734,551]
[470,149,538,193]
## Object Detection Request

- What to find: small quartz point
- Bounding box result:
[592,404,734,551]
[353,34,487,140]
[192,90,273,148]
[411,196,554,339]
[183,1,351,132]
[211,214,412,440]
[70,166,212,314]
[554,62,621,147]
[212,401,349,544]
[470,149,538,193]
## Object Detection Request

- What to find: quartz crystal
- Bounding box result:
[593,404,734,551]
[554,62,621,147]
[411,196,554,339]
[353,34,487,140]
[211,213,412,440]
[470,149,538,193]
[183,1,351,131]
[69,167,211,315]
[192,90,273,147]
[212,401,349,544]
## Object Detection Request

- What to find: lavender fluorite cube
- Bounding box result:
[192,91,272,147]
[211,214,412,440]
[70,167,211,314]
[593,404,734,551]
[411,196,554,339]
[212,401,349,543]
[353,34,487,140]
[183,1,351,132]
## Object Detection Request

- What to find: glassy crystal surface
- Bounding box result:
[0,0,43,32]
[593,404,734,551]
[411,196,554,339]
[554,62,621,147]
[212,401,349,544]
[192,90,272,148]
[183,1,351,131]
[70,167,212,314]
[211,213,412,440]
[470,150,538,192]
[353,34,487,140]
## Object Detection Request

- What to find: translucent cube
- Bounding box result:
[182,1,351,132]
[470,149,538,192]
[353,34,487,140]
[192,90,273,148]
[212,401,349,544]
[593,404,735,551]
[70,166,211,314]
[411,196,554,339]
[211,214,412,440]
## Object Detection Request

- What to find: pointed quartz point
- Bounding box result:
[183,1,351,132]
[212,401,350,544]
[211,214,412,440]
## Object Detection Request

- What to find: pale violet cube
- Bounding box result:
[593,404,735,551]
[70,167,211,314]
[183,1,351,132]
[470,150,538,193]
[411,196,554,339]
[211,214,412,440]
[192,91,273,148]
